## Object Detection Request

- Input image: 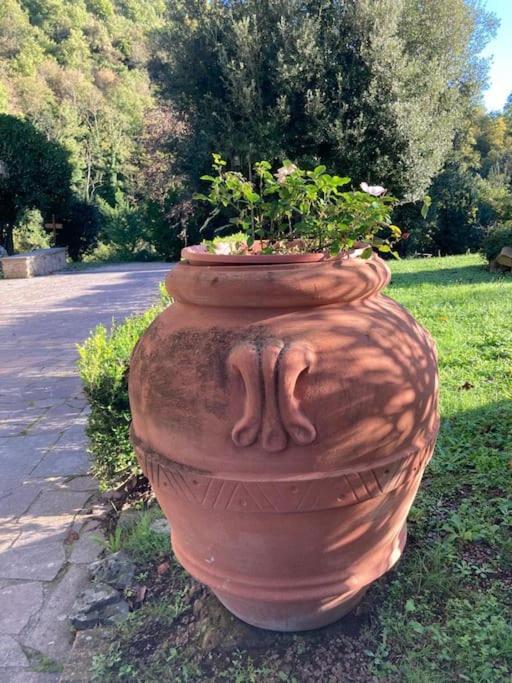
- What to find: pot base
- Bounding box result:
[173,522,408,633]
[204,523,408,632]
[213,585,368,632]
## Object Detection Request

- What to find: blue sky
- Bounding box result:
[482,0,512,111]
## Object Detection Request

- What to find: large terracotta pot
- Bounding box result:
[128,249,439,631]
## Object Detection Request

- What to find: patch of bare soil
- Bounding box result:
[107,554,377,681]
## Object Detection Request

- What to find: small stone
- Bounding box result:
[70,610,101,631]
[88,551,135,590]
[88,503,110,520]
[118,507,141,530]
[149,518,170,535]
[71,582,121,621]
[64,529,80,545]
[69,590,129,631]
[101,489,123,502]
[101,600,130,625]
[157,561,170,576]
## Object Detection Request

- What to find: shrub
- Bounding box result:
[78,284,170,489]
[12,208,51,252]
[480,222,512,263]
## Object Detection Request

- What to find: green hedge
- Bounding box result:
[78,284,170,489]
[481,223,512,263]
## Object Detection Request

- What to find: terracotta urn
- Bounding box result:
[128,248,439,631]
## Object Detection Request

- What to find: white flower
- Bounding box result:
[214,242,233,255]
[275,164,298,184]
[360,182,386,197]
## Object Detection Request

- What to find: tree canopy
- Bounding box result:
[153,0,497,201]
[0,0,510,259]
[0,113,73,252]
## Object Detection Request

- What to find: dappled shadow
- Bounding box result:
[0,262,171,507]
[389,262,511,289]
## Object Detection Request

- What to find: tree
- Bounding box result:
[0,114,73,253]
[58,200,102,261]
[0,0,171,259]
[153,0,497,202]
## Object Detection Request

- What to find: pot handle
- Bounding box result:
[228,341,316,453]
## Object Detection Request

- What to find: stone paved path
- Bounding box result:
[0,263,169,682]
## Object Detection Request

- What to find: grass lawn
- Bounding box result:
[90,254,512,682]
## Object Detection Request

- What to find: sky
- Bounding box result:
[482,0,512,111]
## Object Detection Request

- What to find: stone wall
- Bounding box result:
[0,247,67,278]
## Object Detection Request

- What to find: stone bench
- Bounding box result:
[0,247,68,278]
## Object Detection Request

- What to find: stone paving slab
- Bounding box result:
[0,634,29,667]
[0,584,43,634]
[0,262,169,680]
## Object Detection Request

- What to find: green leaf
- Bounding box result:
[421,195,432,219]
[405,599,416,613]
[361,246,373,259]
[332,175,350,186]
[409,620,425,634]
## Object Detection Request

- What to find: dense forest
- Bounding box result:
[0,0,511,260]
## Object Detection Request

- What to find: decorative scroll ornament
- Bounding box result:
[228,341,317,452]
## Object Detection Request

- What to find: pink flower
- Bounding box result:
[275,164,298,184]
[360,182,386,197]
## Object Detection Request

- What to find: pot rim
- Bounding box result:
[181,243,367,266]
[166,249,391,308]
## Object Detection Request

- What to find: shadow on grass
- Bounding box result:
[389,263,510,289]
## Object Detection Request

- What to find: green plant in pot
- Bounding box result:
[194,154,401,259]
[128,153,439,632]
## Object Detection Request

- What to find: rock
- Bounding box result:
[72,582,120,615]
[0,245,8,259]
[157,561,170,576]
[496,246,512,269]
[69,582,129,630]
[118,507,141,530]
[101,600,130,624]
[490,258,509,273]
[71,609,103,631]
[88,550,135,590]
[101,488,123,501]
[70,599,130,630]
[149,518,170,535]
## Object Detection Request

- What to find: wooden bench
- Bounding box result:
[0,247,67,278]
